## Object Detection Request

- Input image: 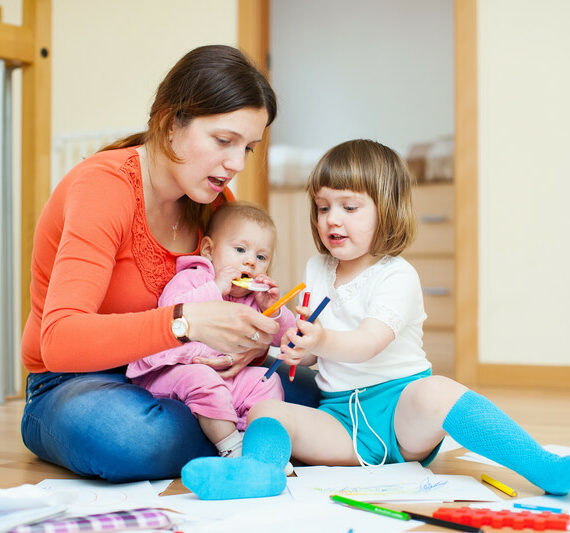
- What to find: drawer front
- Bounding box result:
[408,257,455,328]
[413,183,454,218]
[407,183,454,255]
[423,330,455,377]
[269,189,316,297]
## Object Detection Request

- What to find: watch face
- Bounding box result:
[172,319,187,337]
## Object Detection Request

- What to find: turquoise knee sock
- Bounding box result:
[443,390,569,495]
[181,417,291,500]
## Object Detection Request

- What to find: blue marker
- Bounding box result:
[262,296,330,382]
[513,503,563,513]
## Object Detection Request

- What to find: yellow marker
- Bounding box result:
[481,473,517,497]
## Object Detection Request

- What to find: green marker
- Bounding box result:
[329,494,410,521]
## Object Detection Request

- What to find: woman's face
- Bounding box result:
[168,107,269,204]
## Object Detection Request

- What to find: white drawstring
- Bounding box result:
[349,388,388,468]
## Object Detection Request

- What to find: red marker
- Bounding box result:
[289,291,311,382]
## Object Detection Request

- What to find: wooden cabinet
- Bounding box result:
[269,187,317,304]
[404,183,455,377]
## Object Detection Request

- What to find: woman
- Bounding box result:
[20,45,319,482]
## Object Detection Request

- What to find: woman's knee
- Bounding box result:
[25,375,217,481]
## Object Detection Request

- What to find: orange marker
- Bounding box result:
[289,291,311,382]
[262,282,305,317]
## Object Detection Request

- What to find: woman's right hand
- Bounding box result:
[183,300,278,354]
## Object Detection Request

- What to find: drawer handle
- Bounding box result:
[420,215,448,223]
[423,287,450,296]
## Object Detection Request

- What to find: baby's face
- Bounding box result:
[209,218,275,285]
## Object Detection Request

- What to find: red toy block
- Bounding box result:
[433,507,570,531]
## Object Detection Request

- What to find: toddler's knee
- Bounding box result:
[247,399,281,423]
[406,375,469,420]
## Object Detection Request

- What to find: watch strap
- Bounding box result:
[173,303,191,343]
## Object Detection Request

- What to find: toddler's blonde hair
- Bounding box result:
[306,139,416,257]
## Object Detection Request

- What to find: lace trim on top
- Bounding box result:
[325,254,404,334]
[123,155,180,299]
[367,301,405,335]
[324,255,389,303]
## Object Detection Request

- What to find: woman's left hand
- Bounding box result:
[193,347,265,378]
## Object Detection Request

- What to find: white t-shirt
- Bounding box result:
[303,254,430,392]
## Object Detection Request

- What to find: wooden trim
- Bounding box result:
[479,364,570,389]
[0,23,34,65]
[454,0,479,386]
[19,0,51,394]
[237,0,270,209]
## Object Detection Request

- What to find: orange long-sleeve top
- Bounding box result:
[21,146,233,373]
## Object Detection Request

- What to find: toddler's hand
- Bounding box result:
[214,266,242,296]
[279,318,322,364]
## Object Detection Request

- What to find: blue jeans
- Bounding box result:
[21,362,319,482]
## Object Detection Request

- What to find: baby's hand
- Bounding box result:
[279,318,323,364]
[254,274,279,313]
[215,266,242,296]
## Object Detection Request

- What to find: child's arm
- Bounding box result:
[280,306,394,364]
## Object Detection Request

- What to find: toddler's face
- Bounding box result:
[207,218,274,289]
[315,187,378,264]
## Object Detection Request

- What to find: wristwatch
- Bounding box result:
[171,303,190,343]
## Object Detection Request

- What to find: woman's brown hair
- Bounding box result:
[306,139,416,258]
[100,45,277,230]
[102,45,276,158]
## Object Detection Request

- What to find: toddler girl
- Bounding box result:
[183,140,569,499]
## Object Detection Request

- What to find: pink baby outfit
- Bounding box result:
[127,256,294,430]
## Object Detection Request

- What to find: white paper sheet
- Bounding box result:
[157,488,294,521]
[456,452,504,467]
[438,436,464,453]
[36,479,162,515]
[176,501,421,533]
[544,444,570,457]
[0,485,72,532]
[294,460,428,481]
[289,462,500,503]
[456,443,570,469]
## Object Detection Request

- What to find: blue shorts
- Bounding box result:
[318,369,442,466]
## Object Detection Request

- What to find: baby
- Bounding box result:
[127,202,295,458]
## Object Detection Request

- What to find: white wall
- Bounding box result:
[478,0,570,365]
[52,0,238,137]
[270,0,454,157]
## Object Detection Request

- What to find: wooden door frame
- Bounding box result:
[0,0,51,329]
[237,0,270,209]
[0,0,51,395]
[454,0,478,385]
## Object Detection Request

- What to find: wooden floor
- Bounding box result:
[1,385,569,532]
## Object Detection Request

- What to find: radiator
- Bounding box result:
[51,129,136,190]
